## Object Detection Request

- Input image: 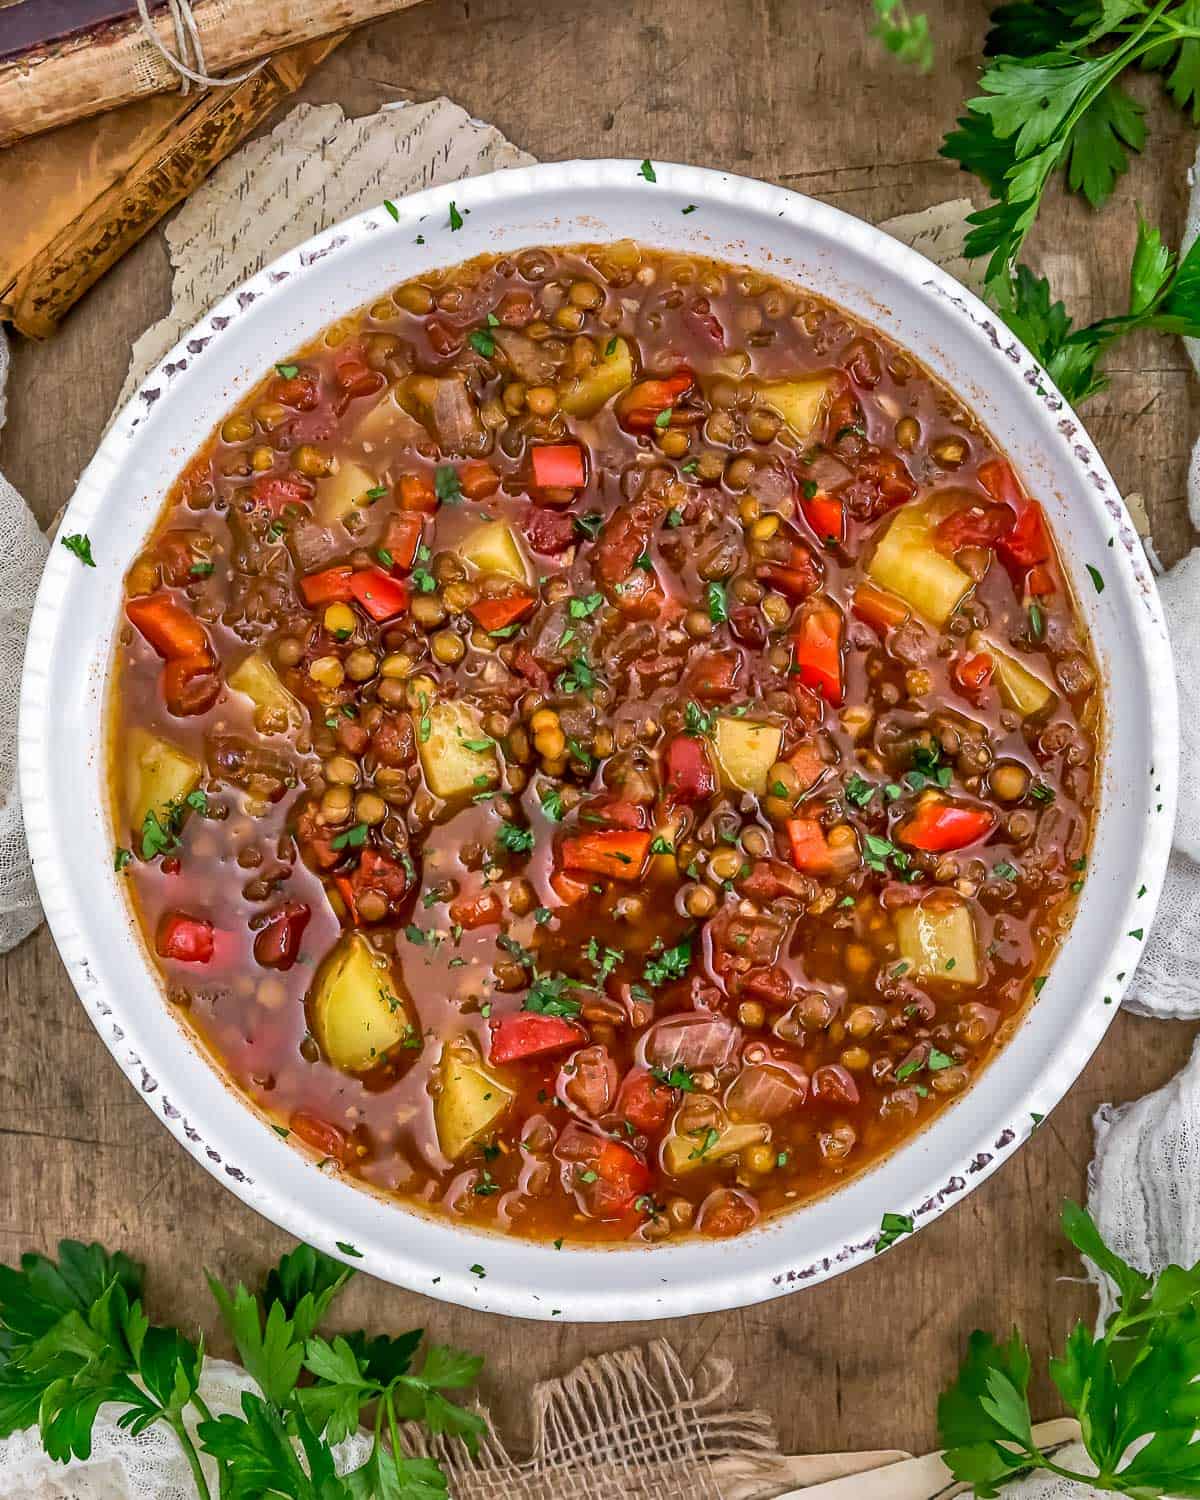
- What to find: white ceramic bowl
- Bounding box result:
[20,161,1177,1322]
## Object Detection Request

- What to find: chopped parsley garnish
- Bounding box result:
[411,567,437,593]
[844,773,875,807]
[448,201,464,230]
[1086,564,1105,594]
[1028,601,1045,640]
[654,408,673,430]
[113,847,132,872]
[649,836,675,855]
[684,701,715,738]
[523,974,583,1018]
[376,547,394,568]
[434,465,462,503]
[863,832,910,875]
[638,159,657,182]
[275,363,299,379]
[706,580,729,624]
[331,823,368,851]
[604,336,619,357]
[993,862,1018,881]
[574,511,604,540]
[643,937,692,987]
[497,821,535,854]
[874,1211,914,1254]
[189,560,214,578]
[688,1127,720,1161]
[383,199,399,220]
[539,786,565,821]
[558,653,597,697]
[61,533,96,567]
[468,328,495,358]
[650,1065,696,1092]
[569,592,604,619]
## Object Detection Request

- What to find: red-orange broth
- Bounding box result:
[109,242,1100,1245]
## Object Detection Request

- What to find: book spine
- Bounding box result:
[2,36,342,337]
[0,0,420,146]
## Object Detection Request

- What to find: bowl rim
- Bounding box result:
[19,158,1178,1321]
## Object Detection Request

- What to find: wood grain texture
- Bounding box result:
[1,0,1198,1462]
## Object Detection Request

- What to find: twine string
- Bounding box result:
[134,0,267,93]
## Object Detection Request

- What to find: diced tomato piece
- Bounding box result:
[998,501,1051,570]
[687,649,742,700]
[561,829,652,881]
[299,565,355,607]
[162,653,221,717]
[852,582,910,635]
[383,513,424,574]
[126,592,209,660]
[289,1110,349,1163]
[616,371,695,433]
[248,473,314,517]
[856,448,916,508]
[468,592,536,633]
[550,869,590,905]
[617,1068,676,1134]
[952,651,994,702]
[333,354,385,402]
[349,567,409,622]
[253,902,311,971]
[556,1123,650,1217]
[1027,563,1055,597]
[933,502,1014,555]
[757,542,821,601]
[812,1063,860,1106]
[272,369,321,410]
[459,460,500,499]
[897,798,995,852]
[578,797,647,831]
[448,888,502,930]
[976,458,1023,509]
[801,490,845,545]
[156,912,215,964]
[399,474,438,514]
[531,444,586,489]
[664,734,717,804]
[785,819,835,874]
[349,848,413,917]
[699,1188,758,1239]
[490,1012,584,1064]
[525,505,576,555]
[792,600,843,705]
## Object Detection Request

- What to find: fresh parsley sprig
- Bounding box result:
[940,1200,1200,1498]
[0,1239,482,1500]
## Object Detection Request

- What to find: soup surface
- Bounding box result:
[110,242,1100,1245]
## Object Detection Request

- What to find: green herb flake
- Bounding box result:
[1086,564,1105,595]
[435,465,462,503]
[638,159,657,182]
[61,533,96,567]
[706,579,729,624]
[331,822,368,851]
[875,1210,915,1254]
[448,201,464,231]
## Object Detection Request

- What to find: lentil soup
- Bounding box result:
[109,242,1101,1246]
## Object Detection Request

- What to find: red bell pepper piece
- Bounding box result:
[398,474,439,513]
[333,354,384,402]
[785,819,835,874]
[756,542,820,601]
[933,502,1014,555]
[561,829,652,881]
[616,371,695,433]
[126,592,209,660]
[383,513,425,574]
[897,798,995,852]
[998,501,1051,570]
[448,888,502,930]
[557,1123,650,1217]
[578,797,647,831]
[664,735,717,804]
[248,473,314,516]
[852,582,910,636]
[792,600,844,705]
[801,490,845,545]
[550,869,591,905]
[459,460,500,499]
[468,592,536,633]
[490,1012,584,1064]
[162,653,221,717]
[299,565,355,607]
[253,901,311,971]
[348,567,409,622]
[531,444,586,489]
[952,651,994,702]
[1027,564,1055,597]
[272,369,321,410]
[156,911,215,964]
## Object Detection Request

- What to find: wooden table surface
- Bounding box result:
[2,0,1198,1466]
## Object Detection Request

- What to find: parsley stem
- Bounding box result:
[169,1412,213,1500]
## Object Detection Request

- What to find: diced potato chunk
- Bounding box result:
[894,896,980,986]
[756,376,835,441]
[417,700,501,800]
[311,933,414,1073]
[351,385,429,449]
[125,727,201,830]
[972,632,1057,719]
[458,520,529,583]
[662,1116,769,1175]
[868,505,973,626]
[713,717,783,795]
[228,650,303,731]
[558,337,635,417]
[435,1037,515,1160]
[315,460,378,527]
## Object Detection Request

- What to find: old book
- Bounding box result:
[0,35,342,337]
[0,0,423,146]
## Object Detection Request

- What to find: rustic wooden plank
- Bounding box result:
[1,0,1196,1466]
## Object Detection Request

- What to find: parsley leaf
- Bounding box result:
[61,533,96,567]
